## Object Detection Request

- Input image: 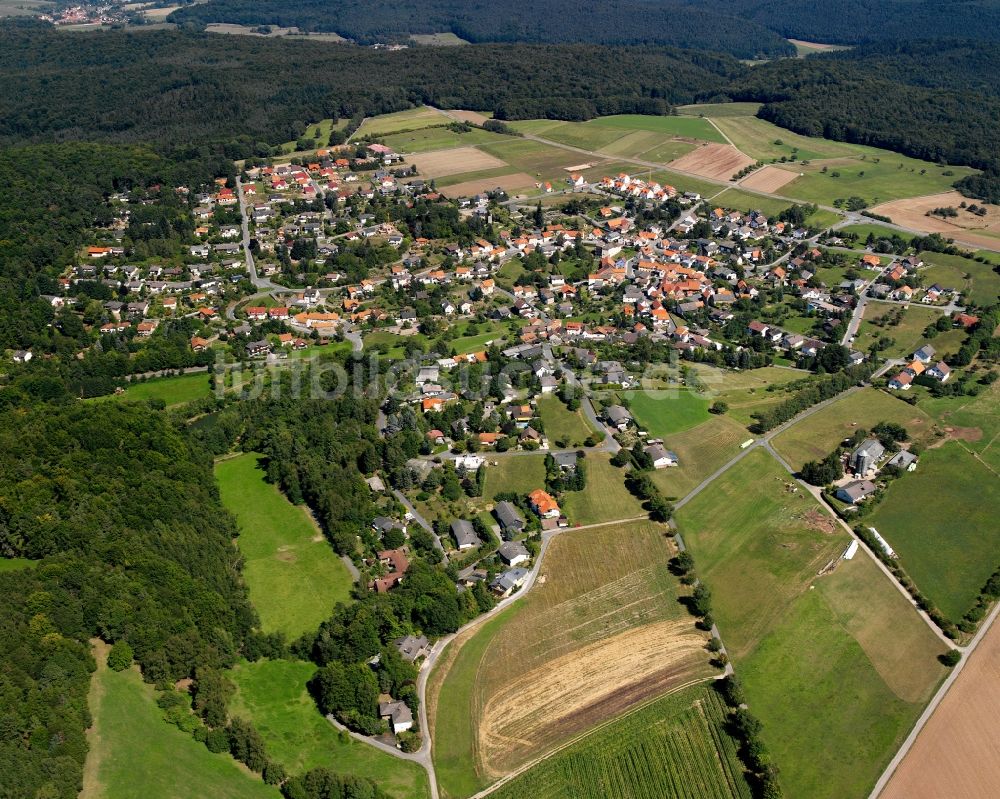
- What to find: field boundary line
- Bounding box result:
[869,597,1000,798]
[469,674,720,799]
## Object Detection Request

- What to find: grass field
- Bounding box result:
[647,414,750,499]
[382,126,505,153]
[853,301,946,359]
[536,394,596,446]
[488,685,752,799]
[677,102,762,118]
[676,449,947,799]
[483,455,547,500]
[691,364,809,428]
[429,519,712,797]
[0,557,34,572]
[215,453,353,639]
[560,453,644,524]
[919,379,1000,472]
[711,187,794,216]
[839,222,910,242]
[621,389,711,437]
[83,656,278,799]
[227,659,431,799]
[711,115,860,162]
[771,388,936,471]
[94,372,213,407]
[868,442,1000,621]
[920,250,1000,306]
[410,32,468,45]
[781,155,977,207]
[361,106,447,136]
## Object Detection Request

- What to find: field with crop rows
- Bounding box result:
[488,685,751,799]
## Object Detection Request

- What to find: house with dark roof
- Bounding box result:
[498,540,530,567]
[451,519,482,551]
[379,699,414,734]
[494,501,525,538]
[603,404,632,431]
[645,443,679,469]
[490,567,529,597]
[393,635,430,663]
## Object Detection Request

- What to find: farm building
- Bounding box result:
[851,440,885,476]
[835,480,877,505]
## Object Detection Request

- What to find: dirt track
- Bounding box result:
[881,619,1000,799]
[669,143,755,181]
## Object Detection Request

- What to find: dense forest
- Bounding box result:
[0,22,739,146]
[0,399,257,799]
[710,0,1000,45]
[166,0,794,59]
[729,44,1000,201]
[165,0,1000,51]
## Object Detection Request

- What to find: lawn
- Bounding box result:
[487,685,752,799]
[622,389,711,437]
[853,301,946,359]
[429,519,711,797]
[0,557,34,572]
[536,394,597,446]
[483,454,547,500]
[83,657,278,799]
[215,453,354,639]
[102,372,213,407]
[920,250,1000,306]
[560,453,645,524]
[227,659,431,799]
[360,106,447,136]
[771,388,936,471]
[868,442,1000,622]
[676,449,946,799]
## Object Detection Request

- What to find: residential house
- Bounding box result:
[494,501,526,538]
[645,443,679,469]
[451,519,482,551]
[528,489,560,519]
[498,541,530,567]
[379,700,413,734]
[393,635,430,664]
[490,567,529,597]
[835,480,877,505]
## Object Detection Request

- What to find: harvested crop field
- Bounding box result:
[429,520,713,797]
[438,172,535,198]
[479,619,706,773]
[870,191,1000,250]
[669,143,755,181]
[448,109,491,124]
[739,165,799,193]
[880,617,1000,799]
[407,146,508,178]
